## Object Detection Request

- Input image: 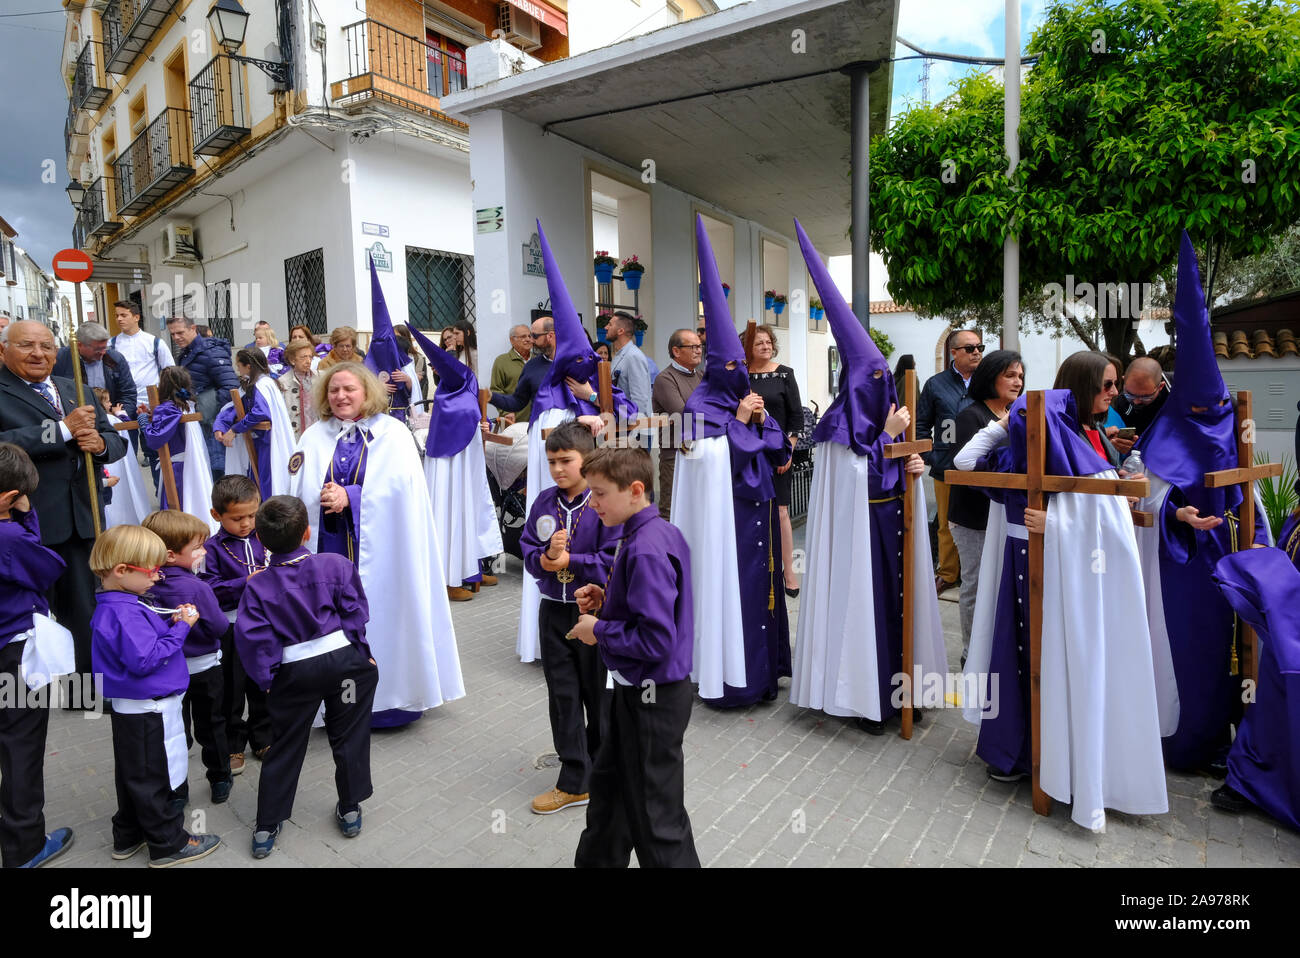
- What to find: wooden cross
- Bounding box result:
[229,388,271,489]
[147,385,203,511]
[944,390,1151,816]
[478,388,514,446]
[541,361,669,438]
[882,368,933,740]
[1203,390,1282,692]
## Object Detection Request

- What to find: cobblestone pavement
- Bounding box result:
[40,548,1300,868]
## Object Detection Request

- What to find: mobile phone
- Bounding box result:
[1116,427,1137,440]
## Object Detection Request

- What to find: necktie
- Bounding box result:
[30,381,61,415]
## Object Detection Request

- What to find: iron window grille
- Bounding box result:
[405,245,474,331]
[284,248,328,335]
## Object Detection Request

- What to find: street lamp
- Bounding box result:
[205,0,291,87]
[66,179,87,208]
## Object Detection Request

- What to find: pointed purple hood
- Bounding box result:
[405,323,481,458]
[987,389,1113,478]
[684,214,753,439]
[795,218,893,455]
[1136,231,1239,506]
[531,220,636,423]
[363,255,413,422]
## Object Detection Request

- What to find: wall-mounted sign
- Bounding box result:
[365,242,393,272]
[522,233,545,277]
[476,206,504,234]
[362,222,389,237]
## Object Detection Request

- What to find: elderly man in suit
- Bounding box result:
[0,320,125,674]
[651,327,704,518]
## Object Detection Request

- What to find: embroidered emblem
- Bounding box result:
[536,515,557,540]
[288,451,305,475]
[377,370,391,384]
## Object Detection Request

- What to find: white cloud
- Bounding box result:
[898,0,1052,58]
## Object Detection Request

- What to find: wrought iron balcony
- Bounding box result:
[101,0,178,75]
[332,19,464,126]
[72,41,110,112]
[113,107,194,216]
[190,55,251,156]
[81,178,123,238]
[72,213,87,253]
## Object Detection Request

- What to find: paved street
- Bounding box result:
[41,544,1300,869]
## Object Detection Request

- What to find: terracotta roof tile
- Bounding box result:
[1214,328,1298,360]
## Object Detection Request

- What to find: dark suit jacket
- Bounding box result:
[0,366,126,544]
[53,346,137,410]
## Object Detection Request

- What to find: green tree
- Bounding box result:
[870,0,1300,361]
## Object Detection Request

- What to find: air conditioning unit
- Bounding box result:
[498,3,543,52]
[162,221,198,266]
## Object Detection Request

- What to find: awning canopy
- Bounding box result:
[446,0,898,254]
[506,0,568,37]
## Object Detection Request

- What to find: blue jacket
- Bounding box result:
[177,336,239,394]
[53,346,137,411]
[916,366,973,479]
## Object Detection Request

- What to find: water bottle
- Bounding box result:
[1120,448,1144,478]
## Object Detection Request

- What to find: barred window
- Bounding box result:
[406,246,474,331]
[284,248,327,336]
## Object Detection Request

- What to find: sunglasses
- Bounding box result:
[696,328,707,336]
[1101,380,1119,391]
[530,332,550,340]
[954,343,986,354]
[123,564,161,576]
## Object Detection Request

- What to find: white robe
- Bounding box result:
[176,409,219,536]
[222,376,297,497]
[790,442,947,719]
[424,431,504,587]
[964,481,1168,830]
[291,412,464,713]
[515,407,570,663]
[670,435,746,699]
[104,433,154,529]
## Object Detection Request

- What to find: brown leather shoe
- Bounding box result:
[230,753,245,776]
[479,574,499,587]
[447,586,475,602]
[934,575,957,596]
[531,787,589,815]
[254,746,270,760]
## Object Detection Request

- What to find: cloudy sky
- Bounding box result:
[0,1,1049,276]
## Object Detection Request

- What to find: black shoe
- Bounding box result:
[1210,784,1250,814]
[1203,759,1229,779]
[211,775,234,805]
[988,766,1027,783]
[911,708,924,726]
[856,717,888,736]
[784,586,800,598]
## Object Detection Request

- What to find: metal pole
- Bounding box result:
[71,281,102,538]
[844,61,875,331]
[1003,0,1021,350]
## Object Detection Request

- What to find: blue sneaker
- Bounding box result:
[335,803,362,838]
[251,825,280,860]
[20,827,75,868]
[211,775,234,805]
[149,833,221,868]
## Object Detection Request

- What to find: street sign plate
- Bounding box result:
[52,248,93,282]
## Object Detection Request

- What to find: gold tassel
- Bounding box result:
[769,586,775,611]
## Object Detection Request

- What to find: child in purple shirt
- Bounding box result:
[568,447,698,868]
[89,524,222,868]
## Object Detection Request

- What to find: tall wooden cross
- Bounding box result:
[228,388,271,489]
[1203,390,1282,691]
[944,390,1151,815]
[541,361,669,439]
[478,388,515,446]
[147,385,204,511]
[882,368,933,740]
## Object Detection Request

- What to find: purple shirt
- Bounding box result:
[234,548,371,690]
[318,428,369,561]
[202,529,268,612]
[146,565,227,658]
[0,509,65,648]
[593,505,694,686]
[91,590,190,699]
[521,486,622,603]
[141,400,188,455]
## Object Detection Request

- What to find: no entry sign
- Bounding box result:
[52,248,93,283]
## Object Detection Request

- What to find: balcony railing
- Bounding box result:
[102,0,177,75]
[190,55,251,156]
[72,41,110,112]
[114,107,194,216]
[81,178,123,238]
[72,214,87,253]
[332,19,464,125]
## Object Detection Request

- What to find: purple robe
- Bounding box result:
[0,508,64,648]
[521,486,621,603]
[317,428,370,563]
[867,428,913,722]
[1213,547,1300,829]
[234,547,371,690]
[1280,511,1300,573]
[90,590,190,700]
[141,400,189,510]
[405,324,482,459]
[593,506,694,687]
[201,530,268,613]
[146,566,227,658]
[217,389,274,501]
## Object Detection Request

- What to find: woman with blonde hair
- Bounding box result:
[289,362,463,728]
[318,326,366,370]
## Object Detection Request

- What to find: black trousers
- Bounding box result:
[179,662,229,787]
[110,708,188,859]
[575,679,699,868]
[46,536,97,676]
[539,599,609,795]
[255,644,378,830]
[0,641,50,867]
[221,626,271,753]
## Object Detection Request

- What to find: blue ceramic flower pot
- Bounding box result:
[595,263,615,284]
[623,269,643,291]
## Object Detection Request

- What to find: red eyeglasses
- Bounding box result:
[123,564,161,576]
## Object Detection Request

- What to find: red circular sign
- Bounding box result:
[52,248,93,282]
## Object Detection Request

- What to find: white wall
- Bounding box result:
[568,0,682,55]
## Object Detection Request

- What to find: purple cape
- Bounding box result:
[405,323,482,458]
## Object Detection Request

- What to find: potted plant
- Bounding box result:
[620,254,645,291]
[633,314,648,347]
[594,250,617,285]
[764,289,776,311]
[772,292,788,316]
[595,312,613,344]
[701,281,732,301]
[810,297,823,320]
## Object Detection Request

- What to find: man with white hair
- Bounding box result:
[490,324,535,421]
[52,321,136,411]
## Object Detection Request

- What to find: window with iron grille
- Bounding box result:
[406,246,474,331]
[169,293,197,320]
[284,248,327,336]
[207,279,233,344]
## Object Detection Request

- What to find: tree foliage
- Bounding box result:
[869,0,1300,361]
